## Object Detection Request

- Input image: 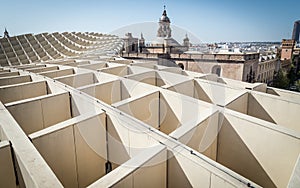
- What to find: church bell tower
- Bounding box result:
[157,6,172,38]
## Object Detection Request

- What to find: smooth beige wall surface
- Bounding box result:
[0,75,31,86]
[127,71,158,86]
[80,80,130,105]
[32,126,78,188]
[194,80,212,103]
[79,63,107,71]
[159,94,181,134]
[117,92,159,129]
[39,69,74,78]
[32,114,107,188]
[132,149,167,188]
[167,80,194,98]
[0,72,19,77]
[269,87,300,103]
[217,116,277,188]
[247,93,276,124]
[56,73,96,88]
[0,141,16,188]
[178,113,218,161]
[167,151,192,188]
[7,93,71,134]
[101,66,128,77]
[74,115,107,187]
[0,81,47,103]
[110,148,166,188]
[172,150,211,187]
[107,112,161,159]
[250,92,300,132]
[218,112,300,188]
[27,66,58,73]
[226,93,248,114]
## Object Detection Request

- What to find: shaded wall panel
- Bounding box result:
[0,142,17,188]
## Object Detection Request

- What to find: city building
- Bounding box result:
[292,20,300,42]
[281,39,296,61]
[280,39,300,72]
[122,6,189,55]
[121,8,261,83]
[257,53,278,84]
[122,32,138,53]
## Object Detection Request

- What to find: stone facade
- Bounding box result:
[122,33,138,53]
[281,39,295,61]
[257,55,278,83]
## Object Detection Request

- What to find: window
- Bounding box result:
[212,65,221,76]
[178,63,184,70]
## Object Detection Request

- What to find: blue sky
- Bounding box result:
[0,0,299,42]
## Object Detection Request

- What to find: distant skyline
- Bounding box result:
[1,0,299,42]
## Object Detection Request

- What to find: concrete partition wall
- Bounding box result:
[160,67,183,75]
[252,83,267,93]
[194,79,246,106]
[248,92,300,132]
[0,71,19,77]
[0,141,16,188]
[225,92,249,114]
[6,93,71,135]
[110,59,133,65]
[225,90,300,132]
[78,62,107,70]
[167,147,253,188]
[55,72,98,88]
[112,147,167,188]
[0,81,48,103]
[226,92,277,124]
[39,68,74,78]
[166,80,195,98]
[30,113,108,188]
[217,111,300,188]
[26,66,58,73]
[0,75,31,86]
[267,87,300,103]
[106,112,164,163]
[115,92,181,134]
[80,80,130,105]
[0,125,6,141]
[171,112,219,161]
[127,71,166,87]
[100,66,129,77]
[116,92,160,129]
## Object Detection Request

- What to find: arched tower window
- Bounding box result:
[212,65,221,76]
[178,63,184,70]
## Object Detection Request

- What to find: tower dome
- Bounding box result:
[160,8,170,23]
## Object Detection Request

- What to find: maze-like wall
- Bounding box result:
[0,32,123,66]
[0,32,299,188]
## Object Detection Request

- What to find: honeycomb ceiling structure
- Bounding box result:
[0,32,299,188]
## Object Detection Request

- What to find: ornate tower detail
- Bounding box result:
[139,33,145,53]
[157,6,172,38]
[4,28,9,38]
[183,34,190,47]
